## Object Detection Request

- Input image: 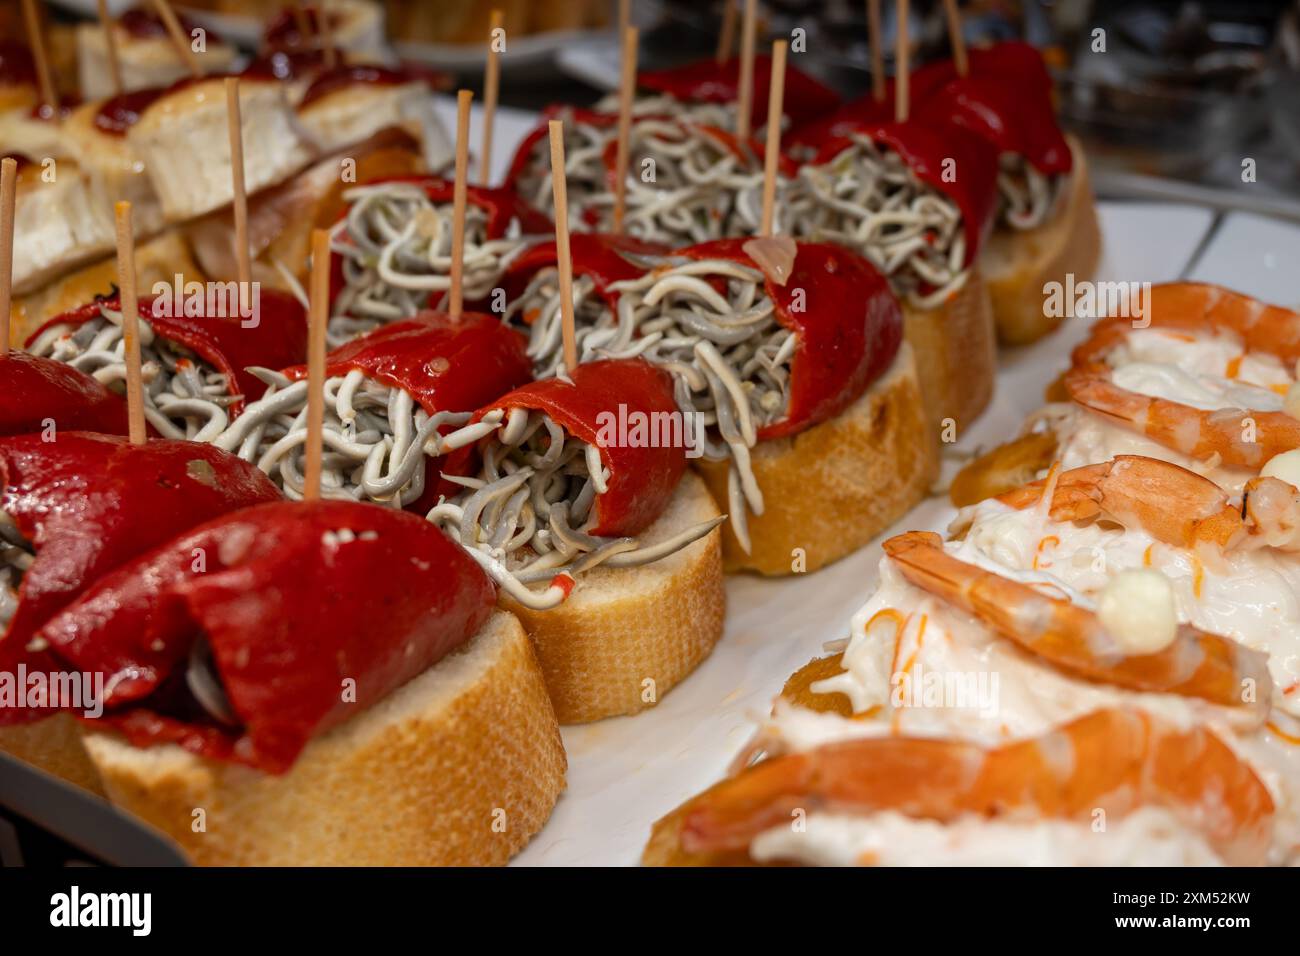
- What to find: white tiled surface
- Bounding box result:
[511,201,1296,867]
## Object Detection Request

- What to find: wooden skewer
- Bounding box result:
[867,0,885,103]
[479,9,504,185]
[943,0,968,77]
[895,0,910,123]
[716,0,737,64]
[612,26,638,234]
[304,229,330,502]
[760,40,787,237]
[735,0,758,141]
[113,202,147,445]
[0,158,16,356]
[96,0,124,97]
[448,89,472,320]
[150,0,203,78]
[225,78,252,301]
[21,0,59,115]
[320,0,338,69]
[618,0,630,41]
[289,2,311,42]
[548,121,578,373]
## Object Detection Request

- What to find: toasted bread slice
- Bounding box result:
[694,344,936,576]
[902,268,996,437]
[82,609,565,866]
[982,136,1102,346]
[503,471,726,724]
[9,231,207,347]
[0,714,105,796]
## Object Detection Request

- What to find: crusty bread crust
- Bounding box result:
[902,268,996,437]
[695,344,936,576]
[503,472,726,724]
[82,610,566,866]
[9,231,206,348]
[0,714,105,795]
[982,136,1102,346]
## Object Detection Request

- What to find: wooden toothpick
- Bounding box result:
[943,0,968,77]
[114,202,147,445]
[735,0,758,141]
[867,0,885,103]
[716,0,737,64]
[21,0,59,115]
[150,0,203,78]
[0,158,16,356]
[479,9,504,185]
[612,26,639,234]
[225,78,252,300]
[548,121,578,373]
[895,0,910,123]
[96,0,124,97]
[760,40,787,237]
[448,89,473,320]
[304,229,330,501]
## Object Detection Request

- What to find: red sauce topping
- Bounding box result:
[242,47,331,82]
[93,86,167,136]
[262,6,340,51]
[0,40,36,87]
[299,65,413,107]
[117,6,221,43]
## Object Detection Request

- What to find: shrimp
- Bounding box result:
[881,530,1271,715]
[1065,283,1300,469]
[993,455,1300,554]
[675,708,1275,866]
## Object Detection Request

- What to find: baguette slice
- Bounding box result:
[503,471,726,724]
[694,343,936,576]
[0,714,105,796]
[83,609,566,866]
[9,230,206,347]
[129,78,315,223]
[982,136,1102,346]
[901,268,996,436]
[10,160,116,295]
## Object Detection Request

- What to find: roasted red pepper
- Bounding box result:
[27,291,308,416]
[451,359,686,538]
[37,499,495,772]
[676,239,902,440]
[493,233,670,312]
[806,119,1000,267]
[638,54,841,129]
[282,311,533,511]
[0,434,281,724]
[0,351,131,438]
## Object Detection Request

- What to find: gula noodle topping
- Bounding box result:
[328,180,539,345]
[785,134,967,308]
[29,305,235,442]
[214,368,484,506]
[998,153,1062,231]
[426,408,724,609]
[517,115,769,245]
[0,511,33,630]
[507,256,793,554]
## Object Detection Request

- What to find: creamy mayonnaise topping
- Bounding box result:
[750,807,1224,867]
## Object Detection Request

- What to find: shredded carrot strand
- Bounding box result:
[1267,720,1300,746]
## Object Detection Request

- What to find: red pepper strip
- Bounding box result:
[504,105,620,191]
[281,311,533,512]
[638,54,841,128]
[0,351,132,438]
[674,239,902,440]
[26,291,308,417]
[808,119,1000,268]
[39,499,495,773]
[0,434,281,724]
[451,359,686,538]
[494,233,671,313]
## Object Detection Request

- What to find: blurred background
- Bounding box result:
[25,0,1300,217]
